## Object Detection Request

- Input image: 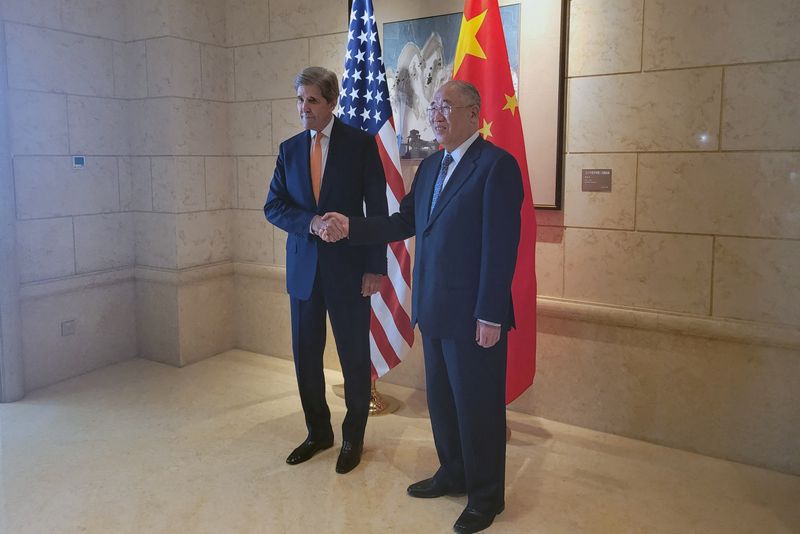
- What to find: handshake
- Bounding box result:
[311,212,350,242]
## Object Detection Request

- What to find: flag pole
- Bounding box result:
[369,379,400,415]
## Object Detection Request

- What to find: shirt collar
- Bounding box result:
[447,131,480,166]
[310,116,335,140]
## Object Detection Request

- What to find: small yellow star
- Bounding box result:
[502,93,519,116]
[454,9,488,76]
[478,118,493,140]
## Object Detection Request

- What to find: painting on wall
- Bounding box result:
[382,5,521,160]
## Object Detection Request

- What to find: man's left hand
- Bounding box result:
[476,321,501,348]
[361,273,383,297]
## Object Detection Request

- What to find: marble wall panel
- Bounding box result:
[271,98,301,155]
[234,209,273,265]
[237,156,274,209]
[564,154,637,230]
[309,32,348,75]
[513,315,800,475]
[122,0,170,41]
[229,101,272,156]
[201,44,234,101]
[178,276,235,364]
[235,274,292,358]
[136,279,179,365]
[21,280,137,392]
[176,210,233,268]
[568,0,643,76]
[7,91,69,155]
[567,69,722,152]
[119,157,153,212]
[714,238,800,326]
[269,0,346,41]
[113,41,148,99]
[151,157,206,213]
[637,153,800,239]
[146,37,202,98]
[68,96,130,155]
[643,0,800,70]
[74,213,135,273]
[722,62,800,151]
[234,40,310,100]
[130,98,230,155]
[0,0,63,28]
[5,23,114,96]
[14,156,119,219]
[60,0,125,40]
[205,157,236,210]
[16,218,75,283]
[536,226,564,298]
[135,212,177,269]
[564,229,712,314]
[226,0,269,46]
[168,0,226,45]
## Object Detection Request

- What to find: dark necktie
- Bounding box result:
[430,153,453,215]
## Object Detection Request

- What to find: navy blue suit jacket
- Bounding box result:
[349,136,522,341]
[265,118,388,300]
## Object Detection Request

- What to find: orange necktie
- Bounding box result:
[310,132,323,203]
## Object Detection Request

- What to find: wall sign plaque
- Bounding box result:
[581,168,612,192]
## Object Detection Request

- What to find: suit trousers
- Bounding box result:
[422,333,507,515]
[289,266,372,445]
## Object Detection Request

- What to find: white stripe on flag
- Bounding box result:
[369,333,390,377]
[378,121,402,175]
[371,290,409,360]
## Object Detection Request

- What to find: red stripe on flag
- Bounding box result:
[388,241,412,288]
[378,276,414,346]
[375,135,406,204]
[370,310,402,371]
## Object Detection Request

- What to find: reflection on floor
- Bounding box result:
[1,350,798,533]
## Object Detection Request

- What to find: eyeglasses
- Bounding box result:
[425,104,474,119]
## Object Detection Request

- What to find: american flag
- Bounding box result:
[337,0,414,379]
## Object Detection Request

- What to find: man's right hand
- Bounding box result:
[320,212,349,242]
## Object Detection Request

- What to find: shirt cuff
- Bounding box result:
[478,319,501,327]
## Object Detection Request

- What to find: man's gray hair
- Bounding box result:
[448,80,481,108]
[295,67,340,104]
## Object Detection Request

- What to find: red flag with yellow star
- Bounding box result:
[454,0,538,403]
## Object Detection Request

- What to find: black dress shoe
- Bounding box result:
[286,437,334,465]
[335,441,363,474]
[453,506,503,533]
[407,477,466,498]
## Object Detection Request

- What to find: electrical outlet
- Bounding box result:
[61,320,76,337]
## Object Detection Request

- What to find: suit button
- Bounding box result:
[423,230,431,237]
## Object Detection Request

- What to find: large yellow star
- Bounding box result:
[478,118,493,140]
[502,93,519,116]
[453,9,488,76]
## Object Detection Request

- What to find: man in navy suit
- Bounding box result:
[264,67,388,474]
[322,80,523,533]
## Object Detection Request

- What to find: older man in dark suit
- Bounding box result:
[264,67,388,474]
[322,80,522,533]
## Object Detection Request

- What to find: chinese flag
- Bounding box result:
[454,0,538,403]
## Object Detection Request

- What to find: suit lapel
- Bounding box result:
[299,130,316,208]
[426,137,483,228]
[317,118,341,208]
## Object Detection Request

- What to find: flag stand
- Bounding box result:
[369,379,400,416]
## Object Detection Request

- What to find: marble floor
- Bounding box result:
[0,350,798,534]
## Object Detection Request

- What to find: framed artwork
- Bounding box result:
[350,0,567,209]
[382,6,521,161]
